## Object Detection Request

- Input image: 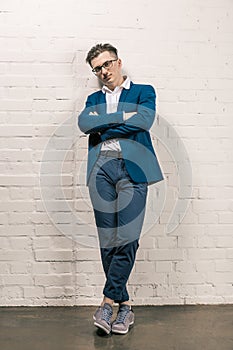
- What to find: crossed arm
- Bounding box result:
[78,85,156,141]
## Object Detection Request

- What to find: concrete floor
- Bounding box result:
[0,305,232,350]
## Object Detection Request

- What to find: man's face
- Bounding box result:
[90,51,123,90]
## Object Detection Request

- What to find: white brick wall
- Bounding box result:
[0,0,233,306]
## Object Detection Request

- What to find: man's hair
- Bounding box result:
[86,43,118,66]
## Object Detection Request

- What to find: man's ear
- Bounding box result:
[118,58,122,67]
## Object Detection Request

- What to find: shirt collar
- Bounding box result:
[102,76,131,94]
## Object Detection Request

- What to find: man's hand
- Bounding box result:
[89,111,98,116]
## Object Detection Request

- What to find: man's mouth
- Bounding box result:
[104,75,111,81]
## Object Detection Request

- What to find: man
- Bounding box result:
[78,43,163,335]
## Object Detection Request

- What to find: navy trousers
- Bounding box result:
[88,152,148,303]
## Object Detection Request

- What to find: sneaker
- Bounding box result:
[93,303,113,334]
[111,304,134,334]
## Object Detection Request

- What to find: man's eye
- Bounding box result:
[104,61,110,68]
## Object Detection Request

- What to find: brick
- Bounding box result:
[0,250,32,261]
[8,237,31,250]
[156,285,173,298]
[215,284,233,296]
[0,262,10,273]
[0,237,9,249]
[172,285,196,298]
[196,261,215,272]
[169,272,206,284]
[135,285,155,298]
[178,235,197,248]
[157,237,177,249]
[35,224,66,236]
[30,213,51,224]
[0,100,32,111]
[192,199,230,212]
[74,199,92,212]
[34,150,74,162]
[76,261,95,274]
[0,175,36,186]
[207,272,233,284]
[45,287,65,298]
[174,261,196,273]
[148,249,184,261]
[226,249,233,259]
[198,213,218,224]
[135,261,155,273]
[76,286,95,297]
[215,260,233,272]
[218,213,233,224]
[0,75,34,86]
[0,213,8,224]
[9,188,33,200]
[197,235,216,248]
[35,274,72,286]
[33,237,51,249]
[49,262,72,274]
[35,200,73,212]
[37,175,72,186]
[0,201,34,212]
[188,248,226,260]
[75,249,100,261]
[8,213,31,224]
[156,261,173,272]
[3,275,33,285]
[35,250,72,262]
[0,162,34,174]
[87,274,105,286]
[32,262,50,274]
[135,249,146,261]
[216,236,233,248]
[205,225,233,236]
[24,287,44,298]
[130,272,166,285]
[0,225,34,236]
[0,186,9,199]
[1,286,23,299]
[196,285,215,296]
[33,236,72,250]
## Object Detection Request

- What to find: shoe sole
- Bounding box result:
[93,316,111,335]
[94,321,111,334]
[111,321,134,335]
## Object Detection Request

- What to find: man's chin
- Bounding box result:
[104,80,115,89]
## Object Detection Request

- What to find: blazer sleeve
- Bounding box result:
[78,94,124,134]
[100,85,156,142]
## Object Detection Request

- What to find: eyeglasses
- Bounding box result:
[92,59,118,75]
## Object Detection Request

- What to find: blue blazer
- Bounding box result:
[78,81,164,185]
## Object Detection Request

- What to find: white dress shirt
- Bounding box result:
[101,76,131,151]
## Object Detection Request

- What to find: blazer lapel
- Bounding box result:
[97,91,107,114]
[117,81,133,111]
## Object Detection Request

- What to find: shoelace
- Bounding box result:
[115,307,130,324]
[101,306,112,324]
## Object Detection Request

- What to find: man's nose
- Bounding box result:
[101,66,108,74]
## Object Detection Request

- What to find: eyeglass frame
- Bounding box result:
[91,58,118,75]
